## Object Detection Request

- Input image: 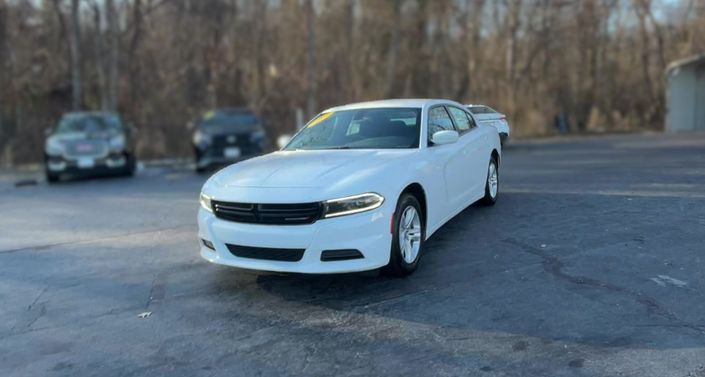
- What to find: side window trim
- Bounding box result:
[464,107,478,131]
[427,105,458,146]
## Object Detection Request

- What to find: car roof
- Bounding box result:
[63,111,119,117]
[210,107,255,113]
[323,99,465,113]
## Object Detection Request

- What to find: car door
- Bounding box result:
[426,106,469,212]
[447,106,488,201]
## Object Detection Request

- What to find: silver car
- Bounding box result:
[44,112,137,182]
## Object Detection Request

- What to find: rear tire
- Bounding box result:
[382,193,425,277]
[480,156,499,206]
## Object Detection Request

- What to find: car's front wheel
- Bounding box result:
[123,154,136,176]
[384,193,425,276]
[46,171,59,183]
[194,148,207,173]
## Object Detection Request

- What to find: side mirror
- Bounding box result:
[277,134,292,149]
[44,127,53,137]
[430,130,459,145]
[186,121,194,131]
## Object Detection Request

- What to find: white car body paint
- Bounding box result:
[198,99,501,273]
[466,104,510,143]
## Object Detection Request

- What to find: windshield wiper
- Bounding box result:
[327,145,351,150]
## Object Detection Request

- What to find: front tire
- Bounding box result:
[480,156,499,206]
[46,171,59,183]
[194,148,207,173]
[123,154,136,176]
[383,193,425,277]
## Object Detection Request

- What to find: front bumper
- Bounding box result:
[46,153,128,175]
[197,205,393,274]
[196,144,264,168]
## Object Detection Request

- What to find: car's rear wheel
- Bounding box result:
[383,193,425,277]
[480,156,499,206]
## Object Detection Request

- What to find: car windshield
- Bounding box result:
[56,113,123,133]
[284,108,421,150]
[199,110,259,132]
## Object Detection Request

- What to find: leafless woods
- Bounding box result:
[0,0,703,164]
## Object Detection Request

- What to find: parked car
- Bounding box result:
[190,108,268,172]
[466,104,510,146]
[197,99,501,276]
[44,112,136,182]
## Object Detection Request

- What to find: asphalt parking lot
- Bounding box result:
[1,133,704,377]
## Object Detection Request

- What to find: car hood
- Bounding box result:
[49,131,119,142]
[210,149,414,190]
[200,124,261,136]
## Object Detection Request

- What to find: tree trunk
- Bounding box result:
[69,0,82,110]
[91,2,108,111]
[106,0,119,111]
[384,0,402,98]
[127,0,143,114]
[305,0,317,118]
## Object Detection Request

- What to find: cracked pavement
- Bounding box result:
[1,133,704,376]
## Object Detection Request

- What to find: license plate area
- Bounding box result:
[77,157,95,169]
[224,147,241,158]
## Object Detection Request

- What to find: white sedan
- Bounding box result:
[467,104,510,146]
[198,99,501,276]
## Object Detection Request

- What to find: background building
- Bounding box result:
[666,54,705,132]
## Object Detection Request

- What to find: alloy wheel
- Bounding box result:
[398,206,422,264]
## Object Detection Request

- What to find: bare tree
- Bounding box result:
[69,0,82,110]
[305,0,317,118]
[1,0,703,164]
[106,0,119,111]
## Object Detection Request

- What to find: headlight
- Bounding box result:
[193,130,212,146]
[322,193,384,218]
[250,129,266,143]
[45,138,65,156]
[199,193,213,212]
[109,134,126,151]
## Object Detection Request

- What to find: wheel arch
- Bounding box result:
[491,149,500,166]
[399,182,427,230]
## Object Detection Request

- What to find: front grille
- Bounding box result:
[212,201,322,225]
[226,244,305,262]
[212,133,252,148]
[64,140,109,159]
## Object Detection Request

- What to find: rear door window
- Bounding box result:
[448,106,475,133]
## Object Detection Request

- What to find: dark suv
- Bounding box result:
[44,112,136,182]
[191,109,267,172]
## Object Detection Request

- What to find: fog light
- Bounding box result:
[106,156,126,168]
[47,160,67,171]
[201,239,215,250]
